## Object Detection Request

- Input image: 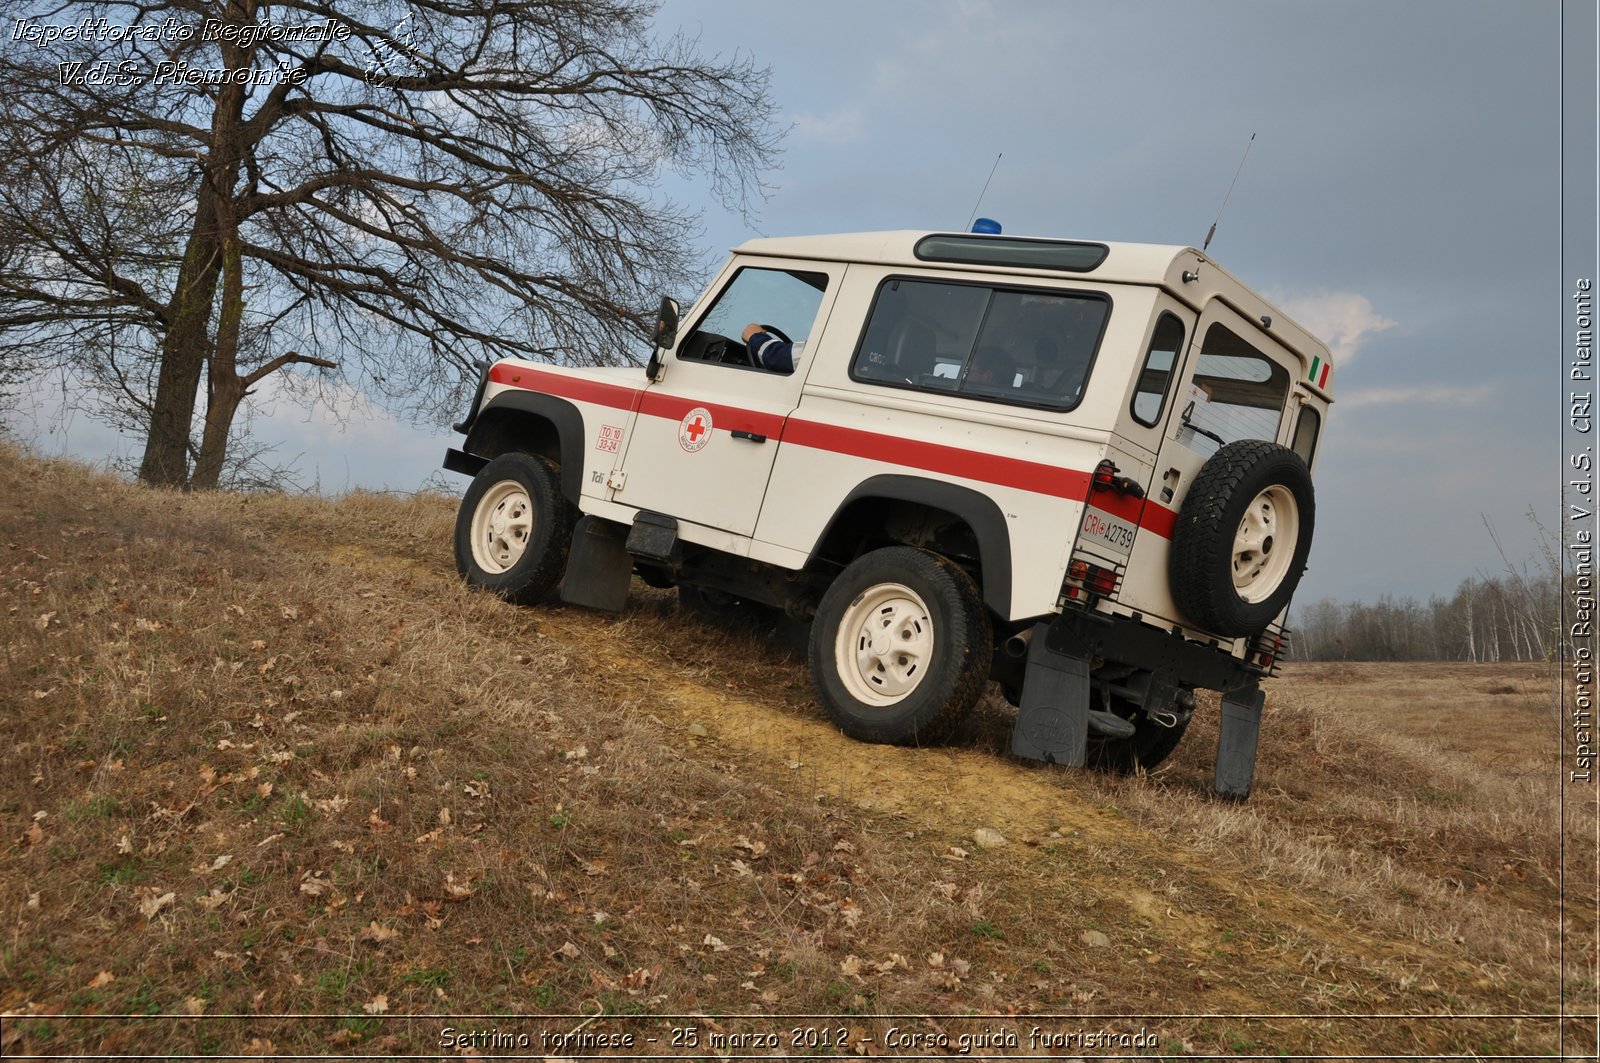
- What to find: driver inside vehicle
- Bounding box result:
[741,322,804,374]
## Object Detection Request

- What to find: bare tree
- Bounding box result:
[0,0,779,487]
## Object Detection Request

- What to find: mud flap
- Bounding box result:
[1214,683,1265,800]
[560,516,631,612]
[1011,622,1091,766]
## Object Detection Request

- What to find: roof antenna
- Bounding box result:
[1202,133,1255,254]
[964,152,1003,231]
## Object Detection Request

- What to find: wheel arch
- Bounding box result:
[462,392,586,504]
[806,475,1013,618]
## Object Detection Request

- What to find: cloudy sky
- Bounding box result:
[10,0,1582,606]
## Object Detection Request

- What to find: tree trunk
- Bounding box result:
[136,5,254,488]
[191,232,246,491]
[136,182,222,486]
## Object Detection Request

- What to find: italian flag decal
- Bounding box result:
[1308,356,1331,390]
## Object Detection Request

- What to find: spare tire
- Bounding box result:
[1169,440,1314,636]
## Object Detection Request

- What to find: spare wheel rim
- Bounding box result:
[835,582,934,706]
[1232,484,1298,603]
[471,480,534,574]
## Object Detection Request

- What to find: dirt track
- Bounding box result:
[530,609,1507,1011]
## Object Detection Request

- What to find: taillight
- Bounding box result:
[1064,556,1121,600]
[1090,458,1146,499]
[1248,629,1288,672]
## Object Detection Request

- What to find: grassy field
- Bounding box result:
[1,445,1594,1059]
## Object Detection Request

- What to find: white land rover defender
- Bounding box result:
[444,228,1332,799]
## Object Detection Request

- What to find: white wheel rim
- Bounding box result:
[1232,485,1298,603]
[834,582,934,707]
[470,480,534,574]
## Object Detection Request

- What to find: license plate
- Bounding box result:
[1079,507,1137,556]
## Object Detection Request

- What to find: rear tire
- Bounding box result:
[809,546,991,745]
[454,452,573,604]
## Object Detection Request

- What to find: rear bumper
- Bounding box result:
[1046,607,1266,694]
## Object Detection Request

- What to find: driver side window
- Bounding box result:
[678,267,829,370]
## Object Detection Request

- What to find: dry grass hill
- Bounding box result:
[0,445,1592,1058]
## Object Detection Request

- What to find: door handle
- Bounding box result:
[1160,467,1181,504]
[731,430,767,443]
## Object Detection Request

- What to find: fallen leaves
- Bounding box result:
[138,890,176,919]
[196,889,232,911]
[358,922,400,945]
[190,853,233,876]
[838,953,911,979]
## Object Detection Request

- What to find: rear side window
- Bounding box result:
[1131,312,1186,427]
[1176,323,1290,456]
[850,277,1109,411]
[1291,406,1321,466]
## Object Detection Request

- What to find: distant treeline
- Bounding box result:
[1288,575,1563,662]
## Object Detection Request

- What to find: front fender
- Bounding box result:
[461,390,587,505]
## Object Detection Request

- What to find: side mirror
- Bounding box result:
[646,296,679,381]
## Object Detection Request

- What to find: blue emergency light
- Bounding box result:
[970,217,1002,235]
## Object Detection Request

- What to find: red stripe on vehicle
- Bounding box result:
[783,419,1094,500]
[1138,500,1177,538]
[1085,492,1177,540]
[488,366,1179,537]
[636,392,787,438]
[488,364,640,412]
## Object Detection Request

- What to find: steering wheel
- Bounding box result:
[745,323,792,366]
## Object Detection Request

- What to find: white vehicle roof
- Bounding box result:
[733,230,1334,394]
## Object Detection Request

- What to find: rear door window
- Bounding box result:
[1176,323,1290,456]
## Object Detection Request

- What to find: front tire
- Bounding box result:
[809,546,991,745]
[454,452,572,604]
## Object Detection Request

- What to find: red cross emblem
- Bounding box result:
[678,406,713,453]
